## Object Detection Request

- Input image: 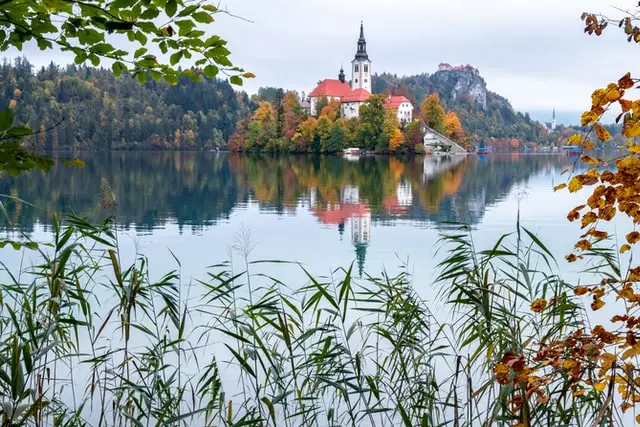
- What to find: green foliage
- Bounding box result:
[2,58,253,150]
[327,121,346,153]
[0,106,53,175]
[0,0,251,86]
[358,95,388,150]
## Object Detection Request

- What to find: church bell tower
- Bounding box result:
[351,21,372,92]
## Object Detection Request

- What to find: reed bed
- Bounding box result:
[0,214,615,426]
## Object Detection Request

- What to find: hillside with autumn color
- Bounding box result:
[373,68,547,145]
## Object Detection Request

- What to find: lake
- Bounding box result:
[0,151,594,290]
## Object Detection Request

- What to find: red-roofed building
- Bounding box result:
[341,88,372,119]
[438,63,453,71]
[308,78,352,115]
[384,95,413,125]
[307,22,373,117]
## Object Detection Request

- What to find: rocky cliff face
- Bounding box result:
[430,69,487,110]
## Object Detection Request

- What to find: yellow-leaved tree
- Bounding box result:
[495,7,640,424]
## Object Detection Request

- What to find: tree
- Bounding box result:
[358,95,387,150]
[382,108,401,152]
[0,0,250,85]
[404,119,425,151]
[327,121,345,153]
[315,115,333,153]
[420,93,446,134]
[0,0,253,174]
[320,101,341,122]
[389,128,405,152]
[281,91,303,141]
[315,96,329,117]
[444,111,464,142]
[295,117,317,152]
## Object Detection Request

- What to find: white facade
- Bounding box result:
[341,101,365,119]
[396,102,413,124]
[341,185,360,205]
[396,181,413,206]
[351,211,371,246]
[351,60,372,92]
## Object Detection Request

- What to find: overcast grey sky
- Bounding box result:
[208,0,638,116]
[11,0,639,120]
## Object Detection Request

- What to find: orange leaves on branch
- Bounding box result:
[619,72,634,90]
[574,286,589,296]
[594,124,611,142]
[604,83,623,102]
[617,157,640,175]
[567,134,582,145]
[569,177,583,193]
[581,155,600,165]
[566,253,579,263]
[531,299,548,312]
[626,231,640,244]
[593,381,607,392]
[585,228,609,240]
[621,244,632,254]
[581,212,598,228]
[591,298,606,311]
[591,88,607,107]
[581,111,599,126]
[582,13,608,36]
[568,205,585,222]
[620,99,633,112]
[598,205,617,221]
[554,183,567,192]
[575,239,593,251]
[569,173,598,194]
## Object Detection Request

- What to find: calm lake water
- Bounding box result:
[0,151,599,291]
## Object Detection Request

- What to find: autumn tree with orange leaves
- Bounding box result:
[444,111,465,142]
[492,7,640,426]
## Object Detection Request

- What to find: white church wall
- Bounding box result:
[341,102,363,119]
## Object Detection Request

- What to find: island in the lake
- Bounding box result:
[2,23,610,155]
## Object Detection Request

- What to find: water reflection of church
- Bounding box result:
[310,181,415,277]
[310,185,372,277]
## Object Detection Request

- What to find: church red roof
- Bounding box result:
[384,96,411,109]
[309,79,352,98]
[342,88,372,103]
[311,203,370,225]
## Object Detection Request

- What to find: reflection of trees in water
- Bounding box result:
[0,152,573,233]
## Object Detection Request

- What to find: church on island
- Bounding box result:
[307,23,413,125]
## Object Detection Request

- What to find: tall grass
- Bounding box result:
[0,214,616,426]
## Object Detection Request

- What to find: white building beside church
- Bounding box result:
[383,95,413,124]
[308,22,413,122]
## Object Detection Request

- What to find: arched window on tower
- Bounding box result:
[354,64,359,72]
[364,65,368,73]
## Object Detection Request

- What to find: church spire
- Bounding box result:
[354,21,369,61]
[338,65,346,83]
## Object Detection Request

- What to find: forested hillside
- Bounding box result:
[1,58,253,150]
[373,70,545,142]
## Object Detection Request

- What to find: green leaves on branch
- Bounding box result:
[0,108,52,176]
[0,0,253,86]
